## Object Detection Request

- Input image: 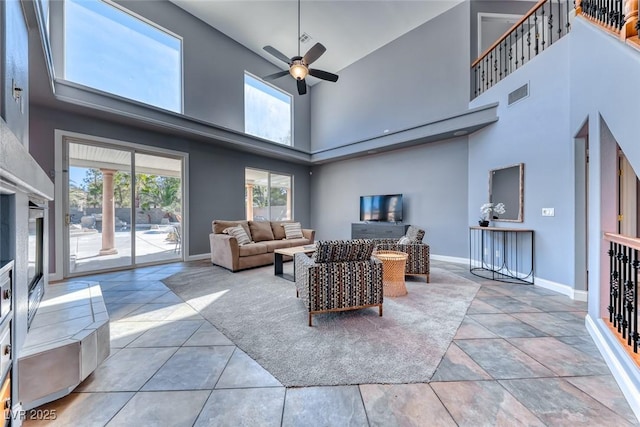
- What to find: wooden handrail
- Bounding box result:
[604,232,640,252]
[472,0,548,68]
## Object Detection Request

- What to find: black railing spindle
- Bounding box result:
[605,233,640,355]
[471,0,575,98]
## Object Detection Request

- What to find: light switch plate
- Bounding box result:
[542,208,555,217]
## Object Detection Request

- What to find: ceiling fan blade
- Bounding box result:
[302,43,326,66]
[297,79,307,95]
[263,70,290,81]
[263,45,291,64]
[309,69,339,82]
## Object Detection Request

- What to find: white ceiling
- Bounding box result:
[169,1,464,79]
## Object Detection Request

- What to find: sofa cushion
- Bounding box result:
[213,220,250,237]
[224,226,252,246]
[238,242,268,257]
[261,238,312,253]
[313,240,375,263]
[283,222,303,239]
[405,226,425,243]
[271,220,294,240]
[249,221,275,242]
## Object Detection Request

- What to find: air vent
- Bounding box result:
[508,83,529,105]
[299,32,312,44]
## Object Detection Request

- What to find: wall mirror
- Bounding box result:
[489,163,524,222]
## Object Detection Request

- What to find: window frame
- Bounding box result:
[61,0,184,113]
[245,167,294,221]
[243,71,294,146]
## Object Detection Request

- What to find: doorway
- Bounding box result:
[62,137,185,277]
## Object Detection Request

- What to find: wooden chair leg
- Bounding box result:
[308,313,313,327]
[426,273,430,283]
[379,304,383,317]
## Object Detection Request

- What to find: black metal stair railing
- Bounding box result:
[472,0,573,99]
[606,233,640,354]
[580,0,625,31]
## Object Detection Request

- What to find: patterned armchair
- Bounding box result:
[374,226,430,282]
[294,240,384,326]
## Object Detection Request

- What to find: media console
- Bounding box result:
[351,223,409,239]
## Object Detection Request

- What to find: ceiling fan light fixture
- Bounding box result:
[289,60,308,80]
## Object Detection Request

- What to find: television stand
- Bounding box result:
[351,223,409,239]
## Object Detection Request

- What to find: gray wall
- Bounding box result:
[29,105,312,266]
[2,0,30,147]
[569,20,640,316]
[310,138,469,258]
[310,2,471,152]
[48,0,311,151]
[469,36,573,287]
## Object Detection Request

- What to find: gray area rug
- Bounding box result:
[163,264,479,387]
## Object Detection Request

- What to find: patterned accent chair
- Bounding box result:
[374,226,430,282]
[294,240,384,326]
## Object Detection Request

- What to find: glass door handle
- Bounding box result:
[65,214,71,226]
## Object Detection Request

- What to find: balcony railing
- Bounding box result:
[472,0,573,98]
[604,232,640,356]
[577,0,639,40]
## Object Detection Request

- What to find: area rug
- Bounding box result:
[163,264,480,387]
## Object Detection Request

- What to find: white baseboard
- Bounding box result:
[430,254,469,265]
[573,289,589,302]
[586,315,640,422]
[186,253,210,262]
[535,277,588,301]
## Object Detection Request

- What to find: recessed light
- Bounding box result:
[383,129,389,133]
[453,130,468,136]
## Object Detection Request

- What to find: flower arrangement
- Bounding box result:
[480,202,506,221]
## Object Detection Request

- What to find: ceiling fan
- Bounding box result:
[262,0,339,95]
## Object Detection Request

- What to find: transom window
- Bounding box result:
[245,168,292,221]
[64,0,183,112]
[244,73,293,146]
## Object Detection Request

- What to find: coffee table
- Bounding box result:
[274,245,316,281]
[373,250,408,297]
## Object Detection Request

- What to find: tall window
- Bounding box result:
[244,73,293,146]
[245,168,292,221]
[64,0,182,112]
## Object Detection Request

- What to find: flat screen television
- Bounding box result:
[360,194,403,222]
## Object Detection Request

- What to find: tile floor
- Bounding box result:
[24,260,639,426]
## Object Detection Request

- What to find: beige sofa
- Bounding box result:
[209,220,315,272]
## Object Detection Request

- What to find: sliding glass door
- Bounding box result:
[64,139,184,276]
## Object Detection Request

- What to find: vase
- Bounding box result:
[478,220,490,227]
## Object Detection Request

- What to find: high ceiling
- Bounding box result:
[169,1,464,80]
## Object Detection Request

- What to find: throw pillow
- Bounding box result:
[271,221,294,240]
[397,236,412,245]
[224,226,252,246]
[283,222,304,239]
[405,226,425,243]
[249,221,275,242]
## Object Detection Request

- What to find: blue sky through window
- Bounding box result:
[244,74,292,146]
[65,0,182,112]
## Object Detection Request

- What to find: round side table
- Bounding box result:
[372,250,408,297]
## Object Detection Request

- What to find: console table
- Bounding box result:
[351,223,409,239]
[469,226,534,284]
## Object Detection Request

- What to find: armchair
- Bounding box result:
[294,240,384,326]
[374,226,430,282]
